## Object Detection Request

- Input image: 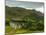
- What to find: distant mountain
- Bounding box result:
[5,6,44,19]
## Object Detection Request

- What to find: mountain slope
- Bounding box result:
[5,6,44,19]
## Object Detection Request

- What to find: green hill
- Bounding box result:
[5,6,44,32]
[5,6,44,18]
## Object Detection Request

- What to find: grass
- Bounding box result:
[5,26,16,35]
[5,26,29,35]
[5,26,32,35]
[5,26,12,33]
[5,26,44,35]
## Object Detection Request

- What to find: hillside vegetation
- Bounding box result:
[5,6,44,34]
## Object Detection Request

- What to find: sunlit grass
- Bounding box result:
[5,26,31,35]
[5,25,44,35]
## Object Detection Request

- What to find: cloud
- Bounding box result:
[6,0,16,7]
[16,0,45,2]
[5,0,44,13]
[6,0,44,8]
[6,0,16,1]
[16,1,44,8]
[35,6,44,13]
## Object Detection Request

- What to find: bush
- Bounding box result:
[5,18,10,26]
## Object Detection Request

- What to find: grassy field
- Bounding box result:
[5,26,31,35]
[5,26,43,35]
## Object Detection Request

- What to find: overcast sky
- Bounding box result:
[6,0,44,13]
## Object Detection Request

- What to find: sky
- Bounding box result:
[6,0,44,13]
[16,0,45,2]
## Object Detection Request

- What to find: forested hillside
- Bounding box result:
[5,6,44,34]
[5,6,43,18]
